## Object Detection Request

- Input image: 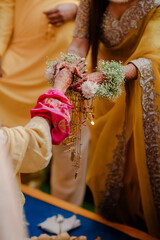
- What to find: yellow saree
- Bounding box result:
[0,0,79,127]
[81,1,160,238]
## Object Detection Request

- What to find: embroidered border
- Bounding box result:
[101,0,155,47]
[131,57,160,218]
[73,0,90,39]
[73,0,159,45]
[98,124,126,219]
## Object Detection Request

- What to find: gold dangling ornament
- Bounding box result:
[63,91,95,178]
[45,53,95,178]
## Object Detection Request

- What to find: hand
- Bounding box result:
[53,68,73,93]
[0,56,2,77]
[54,58,87,79]
[70,72,104,93]
[43,3,78,27]
[53,59,87,93]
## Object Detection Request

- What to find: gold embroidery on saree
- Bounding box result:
[98,58,160,219]
[131,57,160,218]
[101,0,155,47]
[73,0,90,39]
[98,125,126,219]
[73,0,158,47]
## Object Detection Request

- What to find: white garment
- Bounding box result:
[51,124,90,206]
[0,145,27,240]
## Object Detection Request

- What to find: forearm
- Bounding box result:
[19,117,52,173]
[124,63,138,81]
[0,117,52,174]
[67,37,90,58]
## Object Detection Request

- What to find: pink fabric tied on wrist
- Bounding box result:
[31,89,72,145]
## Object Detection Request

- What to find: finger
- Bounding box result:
[70,78,86,88]
[77,65,87,76]
[43,8,59,15]
[54,22,64,27]
[69,84,81,92]
[74,68,86,79]
[81,69,88,74]
[49,20,62,26]
[70,81,82,88]
[73,86,82,93]
[74,58,85,66]
[54,61,68,77]
[76,62,87,71]
[73,59,86,76]
[49,19,64,26]
[81,62,87,69]
[54,63,63,77]
[46,12,61,20]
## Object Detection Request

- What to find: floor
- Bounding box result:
[22,163,95,212]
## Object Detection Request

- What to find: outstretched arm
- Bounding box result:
[70,62,138,100]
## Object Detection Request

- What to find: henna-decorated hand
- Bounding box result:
[70,72,104,94]
[53,59,87,93]
[54,58,87,79]
[53,68,73,93]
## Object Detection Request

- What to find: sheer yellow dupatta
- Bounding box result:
[87,6,160,237]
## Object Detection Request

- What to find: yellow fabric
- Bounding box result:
[87,6,160,238]
[0,116,52,206]
[0,0,79,127]
[0,0,15,56]
[1,117,52,175]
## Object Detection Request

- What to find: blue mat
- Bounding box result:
[24,194,137,240]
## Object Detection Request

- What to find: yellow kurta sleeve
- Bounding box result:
[0,117,52,174]
[0,0,15,56]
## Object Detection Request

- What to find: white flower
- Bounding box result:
[81,81,99,99]
[45,66,54,80]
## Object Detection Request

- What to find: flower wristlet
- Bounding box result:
[81,60,125,100]
[31,89,72,145]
